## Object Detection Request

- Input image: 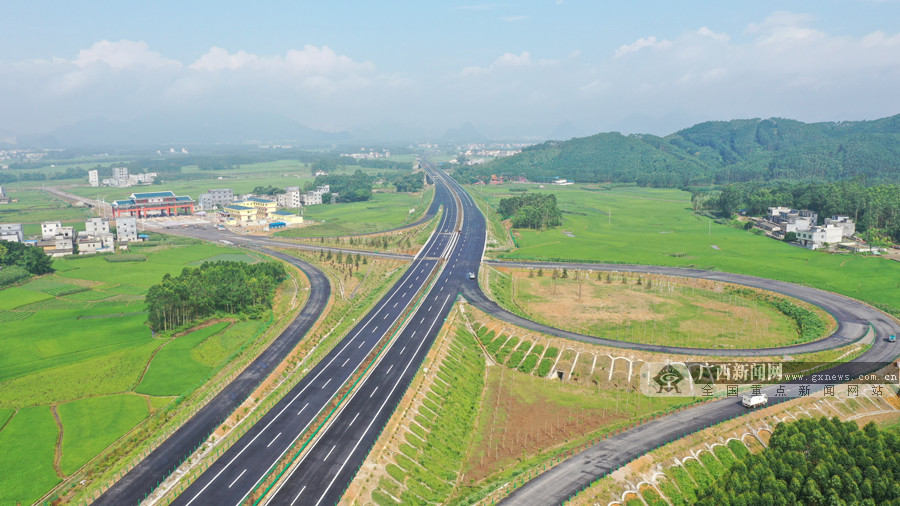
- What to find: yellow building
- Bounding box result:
[240,197,278,220]
[223,203,256,224]
[270,210,304,225]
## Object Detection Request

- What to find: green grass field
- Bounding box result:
[276,190,430,237]
[472,184,900,313]
[58,394,150,475]
[0,407,60,505]
[0,285,53,309]
[137,321,231,396]
[0,188,93,229]
[0,241,276,504]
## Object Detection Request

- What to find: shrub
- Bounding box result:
[105,254,147,262]
[0,266,31,286]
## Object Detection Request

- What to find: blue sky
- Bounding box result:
[2,1,900,140]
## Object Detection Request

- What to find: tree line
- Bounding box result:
[0,241,54,286]
[313,169,374,202]
[698,417,900,505]
[386,172,424,193]
[145,260,287,332]
[497,193,563,229]
[711,180,900,242]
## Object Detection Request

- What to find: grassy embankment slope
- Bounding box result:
[0,240,280,504]
[473,184,900,315]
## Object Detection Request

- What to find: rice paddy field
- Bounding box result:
[0,188,94,235]
[0,241,275,504]
[471,184,900,313]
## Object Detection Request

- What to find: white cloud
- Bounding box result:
[190,47,259,71]
[73,40,180,70]
[3,11,900,140]
[696,27,729,43]
[745,11,824,46]
[614,36,672,58]
[460,50,558,76]
[496,51,532,66]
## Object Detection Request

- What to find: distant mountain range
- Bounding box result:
[2,111,351,148]
[455,114,900,186]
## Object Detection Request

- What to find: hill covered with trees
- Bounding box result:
[455,114,900,187]
[698,417,900,505]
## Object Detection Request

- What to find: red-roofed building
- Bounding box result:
[111,191,195,218]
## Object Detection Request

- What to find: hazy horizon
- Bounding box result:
[3,1,900,144]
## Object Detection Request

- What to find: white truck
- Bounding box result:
[742,393,768,408]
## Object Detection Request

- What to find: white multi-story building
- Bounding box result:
[37,221,74,256]
[116,216,138,243]
[41,221,63,239]
[113,167,129,187]
[783,217,813,234]
[796,224,843,250]
[277,190,302,208]
[128,172,157,185]
[0,185,9,204]
[88,169,99,187]
[85,217,110,235]
[0,223,23,242]
[198,188,235,210]
[768,207,818,227]
[824,215,856,238]
[77,217,115,254]
[302,184,330,205]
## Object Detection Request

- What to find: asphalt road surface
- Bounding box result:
[170,166,486,506]
[467,260,874,356]
[487,274,900,503]
[94,249,331,506]
[96,164,899,506]
[258,165,486,505]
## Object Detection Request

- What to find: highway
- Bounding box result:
[171,166,486,505]
[96,161,899,506]
[258,165,486,505]
[95,249,331,506]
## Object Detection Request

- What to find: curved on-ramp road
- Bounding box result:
[464,261,900,505]
[94,249,330,506]
[466,260,879,357]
